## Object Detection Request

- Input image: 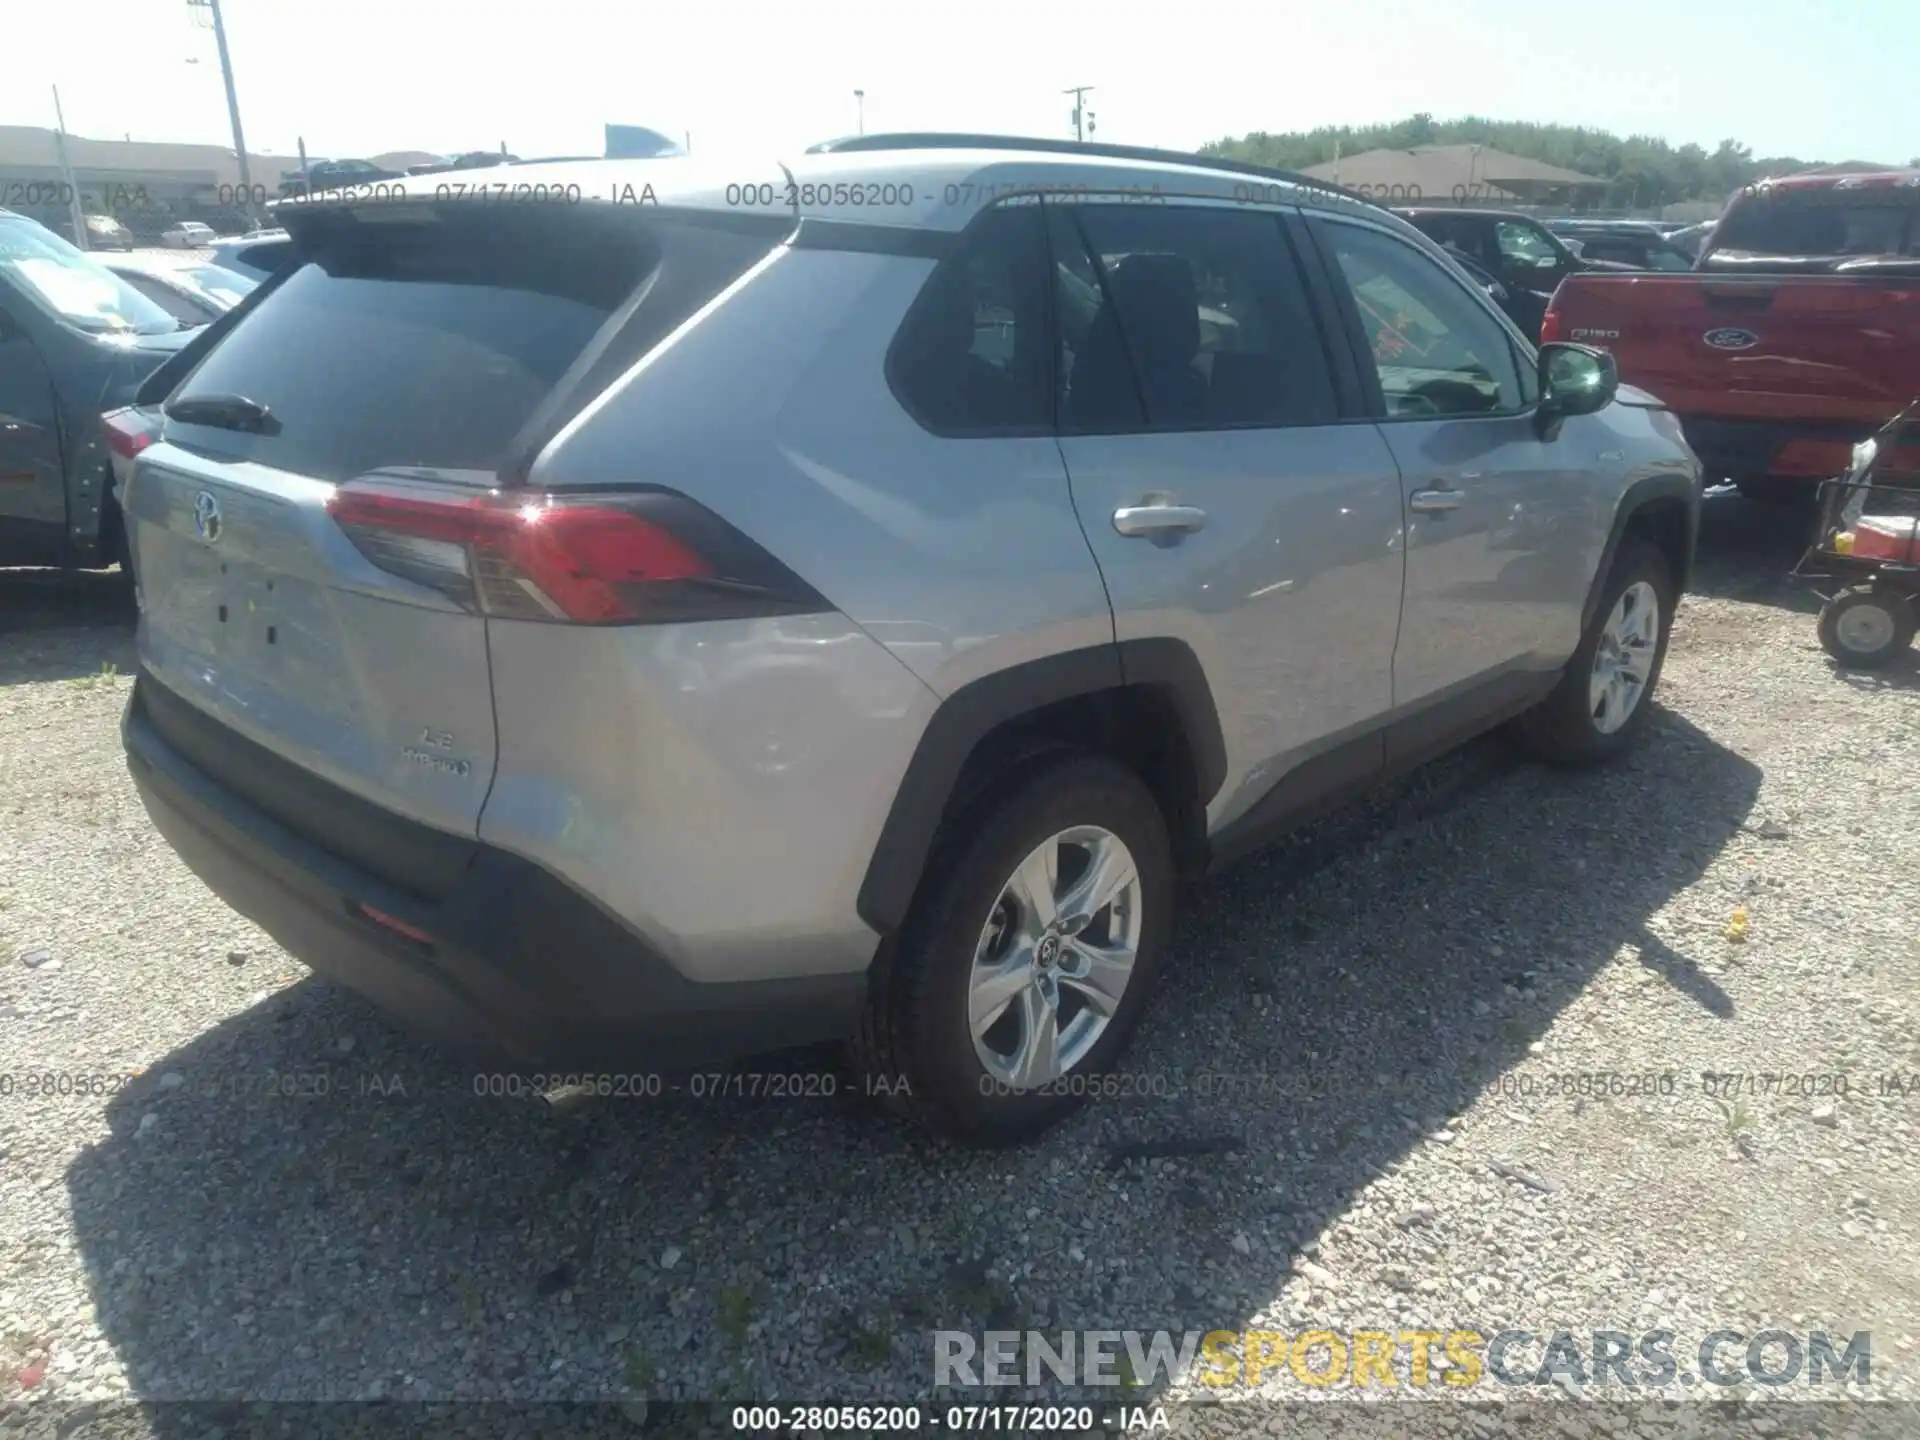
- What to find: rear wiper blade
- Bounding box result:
[164,392,281,435]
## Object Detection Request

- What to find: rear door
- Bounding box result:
[0,301,65,557]
[126,204,657,835]
[1049,200,1406,828]
[1308,214,1597,721]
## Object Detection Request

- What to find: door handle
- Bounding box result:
[1409,487,1464,514]
[1113,502,1208,537]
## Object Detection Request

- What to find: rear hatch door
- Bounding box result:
[126,203,656,848]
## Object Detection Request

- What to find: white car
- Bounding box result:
[160,221,217,248]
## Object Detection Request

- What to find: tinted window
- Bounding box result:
[1322,221,1524,418]
[1048,206,1143,431]
[1414,214,1488,263]
[1713,190,1918,257]
[1059,205,1336,432]
[888,204,1051,435]
[171,208,663,481]
[1495,219,1562,270]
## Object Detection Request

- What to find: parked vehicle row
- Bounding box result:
[1545,168,1920,498]
[1543,219,1698,271]
[1390,206,1638,341]
[0,211,261,568]
[103,137,1700,1144]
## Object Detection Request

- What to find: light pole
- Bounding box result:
[50,87,90,251]
[854,90,865,136]
[1064,86,1095,142]
[186,0,256,221]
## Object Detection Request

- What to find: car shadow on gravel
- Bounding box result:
[65,707,1762,1415]
[0,567,138,685]
[1687,488,1824,614]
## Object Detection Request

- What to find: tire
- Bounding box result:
[1817,586,1915,669]
[849,753,1174,1146]
[1516,538,1675,766]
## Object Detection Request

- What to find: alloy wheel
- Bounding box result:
[967,825,1143,1090]
[1589,580,1660,735]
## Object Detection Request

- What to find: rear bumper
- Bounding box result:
[123,678,864,1071]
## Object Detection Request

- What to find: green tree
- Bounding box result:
[1202,116,1834,204]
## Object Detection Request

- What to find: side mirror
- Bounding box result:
[1536,343,1618,432]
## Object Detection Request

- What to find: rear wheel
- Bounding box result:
[850,754,1174,1146]
[1516,538,1675,766]
[1817,586,1915,668]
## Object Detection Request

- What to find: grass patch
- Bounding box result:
[69,661,121,691]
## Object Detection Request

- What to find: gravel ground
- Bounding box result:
[2,495,1918,1438]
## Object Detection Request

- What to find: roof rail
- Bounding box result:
[805,132,1377,209]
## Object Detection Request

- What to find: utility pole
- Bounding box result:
[50,87,90,250]
[854,89,865,136]
[187,0,256,221]
[1064,86,1095,142]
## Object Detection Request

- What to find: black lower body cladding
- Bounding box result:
[123,673,861,1071]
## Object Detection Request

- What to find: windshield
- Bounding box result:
[1713,190,1918,257]
[0,215,183,334]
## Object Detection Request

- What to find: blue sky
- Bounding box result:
[10,0,1916,165]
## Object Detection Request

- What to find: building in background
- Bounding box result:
[1301,144,1607,207]
[0,124,302,241]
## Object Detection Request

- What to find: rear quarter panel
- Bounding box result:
[531,244,1116,697]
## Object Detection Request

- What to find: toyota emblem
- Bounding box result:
[192,490,223,544]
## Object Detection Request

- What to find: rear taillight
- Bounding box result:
[325,479,829,625]
[1538,306,1563,344]
[102,407,158,461]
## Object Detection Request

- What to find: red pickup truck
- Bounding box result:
[1542,170,1920,499]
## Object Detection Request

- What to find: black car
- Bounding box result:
[1547,220,1697,271]
[0,209,198,569]
[1394,206,1634,302]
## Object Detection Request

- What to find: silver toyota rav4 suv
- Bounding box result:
[120,135,1701,1144]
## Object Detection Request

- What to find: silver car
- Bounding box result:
[119,136,1702,1144]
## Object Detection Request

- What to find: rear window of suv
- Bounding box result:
[1713,188,1919,258]
[166,205,776,482]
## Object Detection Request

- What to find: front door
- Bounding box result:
[1308,216,1594,726]
[0,302,67,564]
